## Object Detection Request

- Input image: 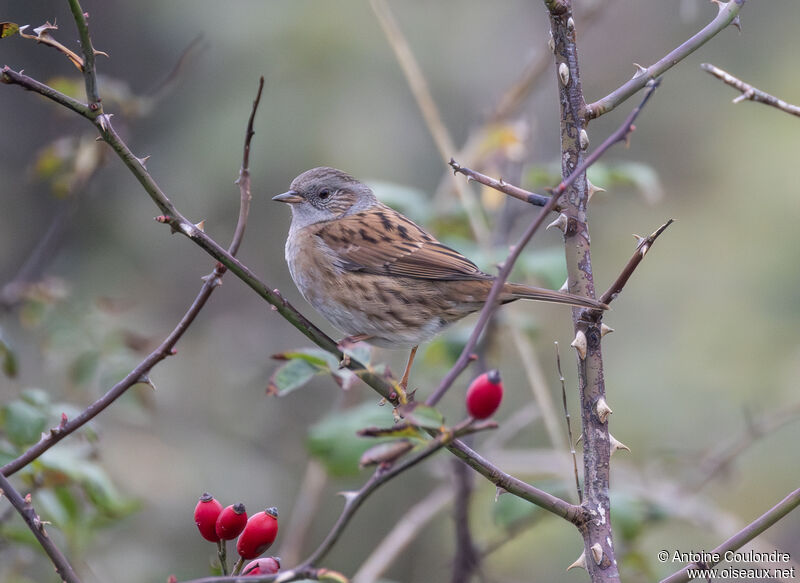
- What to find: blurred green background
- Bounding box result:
[1,1,799,582]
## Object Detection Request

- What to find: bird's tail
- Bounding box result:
[505,282,608,310]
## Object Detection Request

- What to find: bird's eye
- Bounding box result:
[318,189,331,200]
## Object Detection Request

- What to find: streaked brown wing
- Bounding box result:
[314,204,490,281]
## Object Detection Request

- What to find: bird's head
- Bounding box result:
[273,167,377,229]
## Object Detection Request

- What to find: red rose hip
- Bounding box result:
[237,507,279,559]
[465,369,503,419]
[216,503,248,540]
[194,493,223,542]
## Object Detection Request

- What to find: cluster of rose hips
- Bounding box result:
[194,493,280,576]
[466,369,503,420]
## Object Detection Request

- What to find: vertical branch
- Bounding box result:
[66,0,101,110]
[450,459,480,583]
[546,2,617,580]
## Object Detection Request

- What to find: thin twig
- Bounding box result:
[1,77,265,478]
[229,76,264,257]
[701,63,800,118]
[147,34,207,102]
[660,487,800,583]
[690,401,800,490]
[598,218,674,306]
[426,79,662,409]
[489,0,612,125]
[369,0,490,244]
[0,472,82,583]
[445,439,582,524]
[586,0,745,119]
[480,508,544,558]
[2,64,398,402]
[450,458,480,583]
[2,66,582,519]
[5,17,603,527]
[555,342,582,504]
[66,0,101,109]
[1,67,91,116]
[0,196,80,308]
[352,486,452,583]
[509,325,567,451]
[449,159,554,208]
[297,421,496,572]
[277,460,328,567]
[436,0,613,208]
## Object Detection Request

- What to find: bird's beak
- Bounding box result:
[272,190,303,204]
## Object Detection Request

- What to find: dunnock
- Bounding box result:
[274,167,606,387]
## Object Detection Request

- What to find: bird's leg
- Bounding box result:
[399,346,418,392]
[337,334,372,367]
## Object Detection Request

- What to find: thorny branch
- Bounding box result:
[426,79,661,410]
[178,421,496,583]
[586,0,746,119]
[1,7,614,524]
[598,218,674,306]
[1,77,265,478]
[448,160,555,208]
[0,473,82,583]
[701,62,800,118]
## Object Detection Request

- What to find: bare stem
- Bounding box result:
[556,342,582,504]
[690,401,800,491]
[369,0,490,244]
[2,62,574,520]
[2,76,266,477]
[66,0,101,109]
[1,67,91,116]
[450,458,480,583]
[598,218,674,306]
[701,62,800,118]
[449,159,555,208]
[299,431,455,569]
[661,487,800,583]
[0,472,82,583]
[426,78,661,410]
[352,486,452,583]
[586,0,745,119]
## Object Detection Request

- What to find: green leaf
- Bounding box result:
[0,444,18,466]
[38,448,138,517]
[607,161,663,204]
[269,348,356,395]
[307,402,394,477]
[70,350,100,385]
[339,342,372,367]
[0,332,18,378]
[268,357,324,396]
[273,348,337,369]
[0,399,48,446]
[396,403,444,430]
[516,247,569,289]
[357,423,422,439]
[20,387,50,408]
[368,181,429,223]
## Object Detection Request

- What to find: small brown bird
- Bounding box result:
[274,167,606,387]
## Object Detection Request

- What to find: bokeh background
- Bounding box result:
[1,1,799,582]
